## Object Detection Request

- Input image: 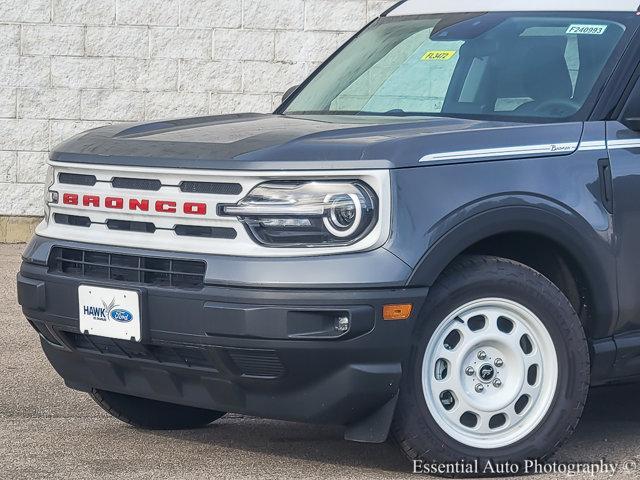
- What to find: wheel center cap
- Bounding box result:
[478,364,496,382]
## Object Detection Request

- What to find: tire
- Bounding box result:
[90,389,226,430]
[392,255,590,471]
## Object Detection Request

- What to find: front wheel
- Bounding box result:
[393,256,590,469]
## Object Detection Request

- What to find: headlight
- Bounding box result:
[221,181,378,247]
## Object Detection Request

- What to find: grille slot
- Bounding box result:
[54,213,91,228]
[49,247,206,289]
[226,349,285,378]
[180,181,242,196]
[175,224,237,239]
[63,332,218,371]
[107,219,156,233]
[59,173,97,186]
[112,177,162,191]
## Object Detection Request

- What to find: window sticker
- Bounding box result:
[566,24,608,35]
[422,50,457,61]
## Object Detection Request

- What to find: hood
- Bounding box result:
[50,113,584,170]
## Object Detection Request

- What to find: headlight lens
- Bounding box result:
[221,181,378,247]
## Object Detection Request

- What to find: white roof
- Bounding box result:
[387,0,639,16]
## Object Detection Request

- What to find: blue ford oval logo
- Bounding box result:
[110,309,133,323]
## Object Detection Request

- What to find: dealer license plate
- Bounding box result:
[78,286,141,342]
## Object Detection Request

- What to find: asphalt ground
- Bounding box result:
[2,243,640,479]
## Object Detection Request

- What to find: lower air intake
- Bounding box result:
[49,247,206,290]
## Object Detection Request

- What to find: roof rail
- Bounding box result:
[386,0,640,16]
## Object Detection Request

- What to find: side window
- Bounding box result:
[621,78,640,132]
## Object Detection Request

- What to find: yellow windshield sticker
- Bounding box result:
[422,50,457,61]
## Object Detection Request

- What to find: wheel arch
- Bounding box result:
[407,205,617,338]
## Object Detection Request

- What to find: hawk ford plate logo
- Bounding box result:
[82,298,133,324]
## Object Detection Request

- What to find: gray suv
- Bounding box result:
[17,0,640,469]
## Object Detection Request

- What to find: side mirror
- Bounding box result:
[282,85,299,104]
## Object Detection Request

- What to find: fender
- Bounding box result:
[406,203,617,338]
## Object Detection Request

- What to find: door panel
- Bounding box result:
[606,120,640,334]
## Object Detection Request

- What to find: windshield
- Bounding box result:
[282,12,636,121]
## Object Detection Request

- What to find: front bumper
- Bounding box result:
[18,239,428,433]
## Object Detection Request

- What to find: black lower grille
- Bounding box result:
[64,332,217,371]
[49,247,206,289]
[62,331,285,379]
[226,349,285,378]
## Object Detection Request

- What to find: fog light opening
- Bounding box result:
[335,315,350,333]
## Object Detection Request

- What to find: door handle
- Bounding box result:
[598,158,614,214]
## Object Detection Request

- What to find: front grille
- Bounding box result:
[46,165,363,256]
[49,247,206,289]
[64,332,218,371]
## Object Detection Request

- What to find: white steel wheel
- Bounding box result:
[422,298,559,449]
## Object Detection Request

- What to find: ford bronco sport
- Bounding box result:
[17,0,640,468]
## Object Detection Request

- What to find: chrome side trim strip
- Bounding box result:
[419,143,579,163]
[608,139,640,150]
[577,140,607,151]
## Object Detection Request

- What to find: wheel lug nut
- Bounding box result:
[475,384,485,393]
[477,350,487,360]
[465,367,475,376]
[493,379,502,388]
[495,358,504,367]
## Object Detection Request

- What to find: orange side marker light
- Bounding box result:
[383,304,413,321]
